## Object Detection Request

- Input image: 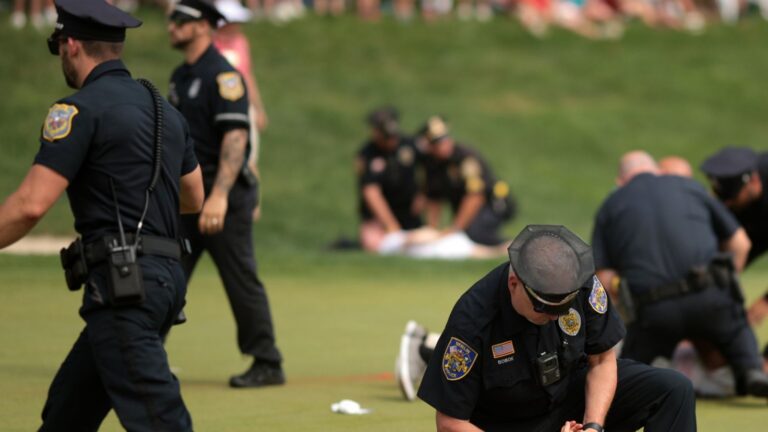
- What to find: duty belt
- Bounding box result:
[61,234,189,270]
[633,265,715,308]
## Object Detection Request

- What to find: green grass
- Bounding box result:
[2,8,768,431]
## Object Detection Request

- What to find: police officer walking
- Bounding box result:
[701,146,768,362]
[418,225,696,431]
[421,116,516,246]
[357,106,423,251]
[0,0,204,429]
[167,0,284,388]
[592,151,768,397]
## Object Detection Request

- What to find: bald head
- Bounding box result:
[617,151,659,186]
[659,156,692,178]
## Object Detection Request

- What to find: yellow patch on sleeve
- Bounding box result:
[466,177,485,193]
[42,103,79,142]
[216,71,245,101]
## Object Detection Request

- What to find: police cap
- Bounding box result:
[421,116,449,143]
[170,0,226,27]
[700,147,757,200]
[508,225,594,315]
[367,106,400,138]
[48,0,142,55]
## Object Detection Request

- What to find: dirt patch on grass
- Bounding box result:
[1,236,73,255]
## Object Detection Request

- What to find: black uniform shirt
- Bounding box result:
[733,152,768,266]
[169,44,249,193]
[591,173,740,294]
[34,60,198,243]
[418,263,625,430]
[425,144,498,213]
[357,137,421,228]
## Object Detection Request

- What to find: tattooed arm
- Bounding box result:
[198,128,248,234]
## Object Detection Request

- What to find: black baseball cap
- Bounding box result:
[47,0,142,55]
[508,225,594,315]
[170,0,225,27]
[367,106,400,138]
[700,147,757,200]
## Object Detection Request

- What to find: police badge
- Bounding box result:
[42,103,79,142]
[558,308,582,336]
[442,337,478,381]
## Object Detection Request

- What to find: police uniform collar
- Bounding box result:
[82,59,130,87]
[187,43,219,67]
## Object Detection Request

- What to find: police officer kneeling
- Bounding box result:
[0,0,204,430]
[418,225,695,432]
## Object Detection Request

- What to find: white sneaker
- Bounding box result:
[395,320,427,401]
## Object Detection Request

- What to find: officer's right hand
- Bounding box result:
[198,193,228,235]
[560,421,583,432]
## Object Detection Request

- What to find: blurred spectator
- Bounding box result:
[315,0,345,16]
[10,0,54,29]
[421,0,453,21]
[213,0,269,218]
[357,0,381,20]
[456,0,493,21]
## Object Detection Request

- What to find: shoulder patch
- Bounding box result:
[216,71,245,101]
[558,308,582,336]
[42,103,79,142]
[461,157,482,179]
[442,337,478,381]
[370,157,386,174]
[589,275,608,314]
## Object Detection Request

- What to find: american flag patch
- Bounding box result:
[491,341,515,359]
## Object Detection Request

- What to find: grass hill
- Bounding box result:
[1,10,767,431]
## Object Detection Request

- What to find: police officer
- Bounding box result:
[357,106,423,251]
[421,116,516,246]
[701,147,768,355]
[592,151,768,397]
[0,0,204,429]
[168,0,284,388]
[418,225,696,431]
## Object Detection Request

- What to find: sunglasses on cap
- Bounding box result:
[519,277,580,316]
[168,12,200,26]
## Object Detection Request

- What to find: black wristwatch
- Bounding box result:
[583,422,604,432]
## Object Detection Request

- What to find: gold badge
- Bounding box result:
[558,308,582,336]
[216,72,245,101]
[42,103,79,142]
[398,146,414,166]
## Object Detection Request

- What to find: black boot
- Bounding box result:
[229,361,285,388]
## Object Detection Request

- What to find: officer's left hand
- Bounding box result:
[199,194,228,234]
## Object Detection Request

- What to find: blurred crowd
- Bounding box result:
[3,0,768,38]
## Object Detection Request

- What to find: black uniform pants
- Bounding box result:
[481,360,696,432]
[40,257,192,432]
[465,205,505,246]
[621,286,762,386]
[180,184,282,364]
